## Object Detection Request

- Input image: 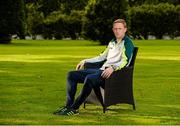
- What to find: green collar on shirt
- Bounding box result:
[111,35,127,44]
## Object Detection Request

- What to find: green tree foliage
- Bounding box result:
[0,0,25,43]
[155,0,179,5]
[24,0,179,41]
[83,0,128,45]
[26,3,44,39]
[37,0,61,17]
[128,0,180,7]
[60,0,89,14]
[36,0,88,16]
[174,5,180,37]
[42,10,84,40]
[25,0,87,39]
[129,3,180,39]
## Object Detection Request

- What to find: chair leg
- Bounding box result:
[133,103,136,110]
[84,102,86,109]
[103,107,106,113]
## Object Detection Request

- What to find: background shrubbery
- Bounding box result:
[0,0,25,43]
[42,10,84,40]
[82,0,128,44]
[0,0,180,44]
[128,3,180,39]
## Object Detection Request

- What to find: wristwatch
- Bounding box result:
[111,65,116,71]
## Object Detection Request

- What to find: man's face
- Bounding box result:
[112,23,127,40]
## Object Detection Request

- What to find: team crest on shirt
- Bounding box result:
[109,42,115,49]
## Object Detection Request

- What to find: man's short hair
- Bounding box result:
[113,19,127,28]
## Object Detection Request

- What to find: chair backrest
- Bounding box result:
[128,47,138,67]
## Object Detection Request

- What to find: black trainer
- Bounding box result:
[53,106,68,115]
[56,108,79,116]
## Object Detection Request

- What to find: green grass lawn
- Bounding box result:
[0,39,180,125]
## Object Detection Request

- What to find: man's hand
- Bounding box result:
[76,61,85,70]
[101,67,114,79]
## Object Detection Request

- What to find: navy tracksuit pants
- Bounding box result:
[66,69,105,110]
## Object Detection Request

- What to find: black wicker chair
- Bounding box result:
[83,47,138,113]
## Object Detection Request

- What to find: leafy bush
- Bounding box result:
[171,4,180,38]
[26,3,44,39]
[0,0,25,43]
[83,0,128,45]
[129,3,180,39]
[42,10,84,40]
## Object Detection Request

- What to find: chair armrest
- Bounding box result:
[84,61,105,69]
[108,66,133,80]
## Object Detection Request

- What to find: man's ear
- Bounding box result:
[124,27,127,32]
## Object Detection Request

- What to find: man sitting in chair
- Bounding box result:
[54,19,134,116]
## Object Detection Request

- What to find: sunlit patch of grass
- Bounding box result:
[138,56,180,61]
[0,54,91,63]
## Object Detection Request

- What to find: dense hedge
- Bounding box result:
[128,3,180,39]
[42,10,84,40]
[0,0,25,43]
[26,3,44,39]
[83,0,128,45]
[25,2,180,42]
